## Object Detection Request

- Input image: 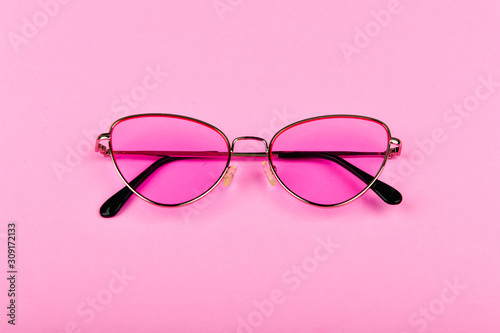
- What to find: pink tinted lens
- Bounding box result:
[270,116,390,205]
[111,115,229,205]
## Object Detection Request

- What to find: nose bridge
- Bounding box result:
[225,136,276,187]
[231,136,269,156]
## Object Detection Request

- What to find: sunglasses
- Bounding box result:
[95,114,402,217]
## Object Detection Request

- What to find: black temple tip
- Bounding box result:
[370,179,403,205]
[99,185,135,218]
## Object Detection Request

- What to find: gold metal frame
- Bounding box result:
[267,114,399,207]
[98,113,232,207]
[96,113,401,210]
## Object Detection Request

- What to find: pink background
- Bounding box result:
[1,0,499,332]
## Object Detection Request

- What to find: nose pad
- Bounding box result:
[261,161,276,186]
[223,165,237,186]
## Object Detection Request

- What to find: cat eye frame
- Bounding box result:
[96,114,402,217]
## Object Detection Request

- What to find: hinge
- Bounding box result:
[95,133,111,156]
[388,138,402,158]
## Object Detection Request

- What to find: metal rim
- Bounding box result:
[108,113,232,207]
[267,114,393,207]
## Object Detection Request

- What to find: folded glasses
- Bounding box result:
[95,114,402,217]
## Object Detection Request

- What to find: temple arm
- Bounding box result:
[100,150,401,217]
[100,156,186,217]
[276,152,402,205]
